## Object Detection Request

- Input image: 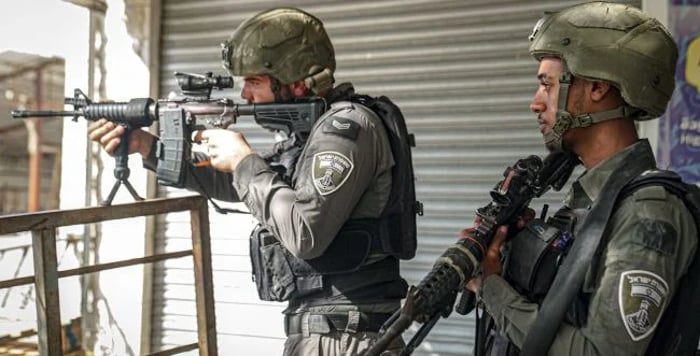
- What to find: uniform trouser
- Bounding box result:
[282,312,405,355]
[283,330,405,356]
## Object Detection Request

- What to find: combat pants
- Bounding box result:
[283,312,405,356]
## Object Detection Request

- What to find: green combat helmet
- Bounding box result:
[528,2,678,149]
[221,7,335,94]
[529,1,678,119]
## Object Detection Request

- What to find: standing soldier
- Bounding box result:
[89,7,420,356]
[465,2,699,355]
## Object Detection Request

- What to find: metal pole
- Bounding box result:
[31,228,62,356]
[141,0,163,351]
[190,202,217,356]
[28,70,44,212]
[81,8,97,350]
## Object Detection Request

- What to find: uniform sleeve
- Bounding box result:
[233,103,391,259]
[143,146,240,202]
[182,151,241,202]
[481,185,697,356]
[480,275,539,345]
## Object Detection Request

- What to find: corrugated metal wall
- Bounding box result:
[152,1,639,355]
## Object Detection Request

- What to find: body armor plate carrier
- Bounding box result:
[250,92,421,302]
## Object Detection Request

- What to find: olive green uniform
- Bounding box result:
[237,99,405,355]
[233,99,394,260]
[147,96,405,355]
[481,140,697,355]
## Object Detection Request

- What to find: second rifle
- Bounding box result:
[363,150,580,356]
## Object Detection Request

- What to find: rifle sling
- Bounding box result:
[520,144,651,355]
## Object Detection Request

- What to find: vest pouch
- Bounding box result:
[504,218,562,301]
[286,223,374,299]
[250,225,297,302]
[378,213,416,260]
[250,222,375,302]
[295,222,374,274]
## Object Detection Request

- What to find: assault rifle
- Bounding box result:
[363,150,580,356]
[11,72,327,206]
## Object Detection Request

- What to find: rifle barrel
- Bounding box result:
[11,110,78,118]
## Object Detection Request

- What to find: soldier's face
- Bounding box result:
[240,74,296,104]
[240,75,276,103]
[530,57,562,146]
[529,57,586,151]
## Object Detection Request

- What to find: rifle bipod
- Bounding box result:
[102,125,144,206]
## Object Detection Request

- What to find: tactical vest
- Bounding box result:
[250,87,421,303]
[483,170,700,355]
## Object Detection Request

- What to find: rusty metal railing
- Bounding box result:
[0,196,217,356]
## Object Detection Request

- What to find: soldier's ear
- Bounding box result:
[590,81,613,102]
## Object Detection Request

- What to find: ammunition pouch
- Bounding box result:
[250,220,393,302]
[250,225,296,301]
[504,218,563,301]
[504,208,585,303]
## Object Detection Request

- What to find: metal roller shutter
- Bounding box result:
[152,1,640,355]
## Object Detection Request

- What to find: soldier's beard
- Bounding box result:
[544,133,565,152]
[545,90,586,153]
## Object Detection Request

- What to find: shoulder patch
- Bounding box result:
[618,270,669,341]
[322,117,360,140]
[312,151,354,196]
[635,219,677,255]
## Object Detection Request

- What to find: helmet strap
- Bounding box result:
[546,63,574,151]
[571,105,638,128]
[547,61,638,150]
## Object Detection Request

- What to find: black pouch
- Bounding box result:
[284,221,374,299]
[250,224,297,301]
[504,218,562,301]
[249,221,375,302]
